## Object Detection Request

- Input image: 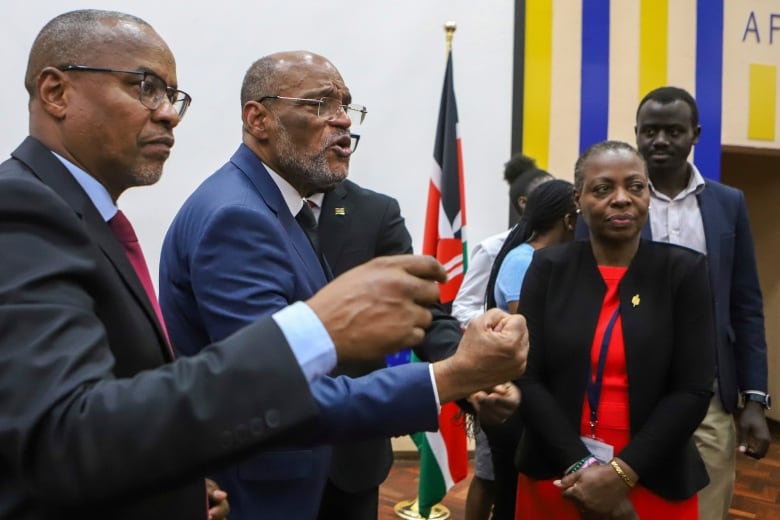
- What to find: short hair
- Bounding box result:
[25,10,150,97]
[573,140,646,192]
[503,153,538,184]
[241,56,280,107]
[636,86,699,128]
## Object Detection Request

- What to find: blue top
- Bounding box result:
[494,242,535,311]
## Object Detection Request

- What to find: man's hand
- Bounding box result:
[469,382,521,425]
[307,255,446,361]
[206,478,229,520]
[737,402,771,459]
[433,308,528,403]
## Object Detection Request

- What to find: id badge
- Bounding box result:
[581,435,614,463]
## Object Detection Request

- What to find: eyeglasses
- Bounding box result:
[58,65,192,119]
[258,96,367,125]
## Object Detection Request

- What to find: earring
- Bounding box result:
[576,208,581,214]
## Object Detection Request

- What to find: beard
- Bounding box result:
[274,117,348,195]
[129,167,164,188]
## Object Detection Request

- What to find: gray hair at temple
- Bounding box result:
[240,55,281,108]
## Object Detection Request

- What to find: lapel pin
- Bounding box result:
[334,207,346,216]
[631,294,640,307]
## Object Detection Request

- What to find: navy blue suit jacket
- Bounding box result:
[160,144,439,520]
[576,176,767,412]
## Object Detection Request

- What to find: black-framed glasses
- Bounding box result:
[58,65,192,119]
[258,95,367,125]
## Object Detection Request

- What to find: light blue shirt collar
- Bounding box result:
[51,152,117,222]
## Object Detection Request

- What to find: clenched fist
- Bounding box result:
[433,308,529,404]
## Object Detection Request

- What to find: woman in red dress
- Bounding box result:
[514,141,715,519]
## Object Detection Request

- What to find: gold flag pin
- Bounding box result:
[334,207,346,216]
[631,294,640,307]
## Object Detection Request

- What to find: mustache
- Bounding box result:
[325,131,352,148]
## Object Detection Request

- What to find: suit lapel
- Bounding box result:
[319,182,351,268]
[11,137,171,359]
[696,184,721,292]
[231,145,328,287]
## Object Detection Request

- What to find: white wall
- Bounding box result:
[0,1,513,285]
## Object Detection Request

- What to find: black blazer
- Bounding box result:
[318,179,463,492]
[516,240,715,500]
[0,137,318,519]
[574,178,767,413]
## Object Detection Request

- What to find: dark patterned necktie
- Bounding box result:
[295,200,333,280]
[295,201,321,254]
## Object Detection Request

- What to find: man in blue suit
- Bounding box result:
[160,50,528,520]
[634,86,771,520]
[1,10,509,519]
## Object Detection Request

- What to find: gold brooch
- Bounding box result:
[631,294,640,307]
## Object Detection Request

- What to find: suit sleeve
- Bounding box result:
[517,255,591,470]
[373,194,414,256]
[618,253,715,476]
[730,191,768,393]
[0,178,318,505]
[370,193,462,363]
[186,201,439,441]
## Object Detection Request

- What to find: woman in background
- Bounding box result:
[480,178,576,519]
[515,141,714,519]
[487,179,577,314]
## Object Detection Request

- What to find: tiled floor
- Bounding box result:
[380,421,780,519]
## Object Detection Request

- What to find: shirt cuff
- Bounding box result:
[428,363,442,413]
[271,301,337,383]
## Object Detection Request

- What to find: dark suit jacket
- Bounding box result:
[575,176,768,412]
[0,137,319,520]
[160,146,440,520]
[516,240,715,500]
[694,180,767,412]
[319,179,463,493]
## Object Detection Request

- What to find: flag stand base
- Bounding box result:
[394,498,450,519]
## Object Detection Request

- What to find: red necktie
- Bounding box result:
[108,210,172,351]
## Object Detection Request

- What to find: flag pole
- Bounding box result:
[393,22,459,520]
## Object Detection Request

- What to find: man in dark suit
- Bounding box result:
[160,50,529,520]
[316,179,468,519]
[634,86,771,520]
[0,11,507,520]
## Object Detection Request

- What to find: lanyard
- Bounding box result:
[586,307,620,438]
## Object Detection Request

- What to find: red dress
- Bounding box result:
[515,266,698,519]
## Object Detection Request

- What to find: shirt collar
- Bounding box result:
[307,192,325,208]
[263,161,312,215]
[648,162,706,201]
[51,152,117,221]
